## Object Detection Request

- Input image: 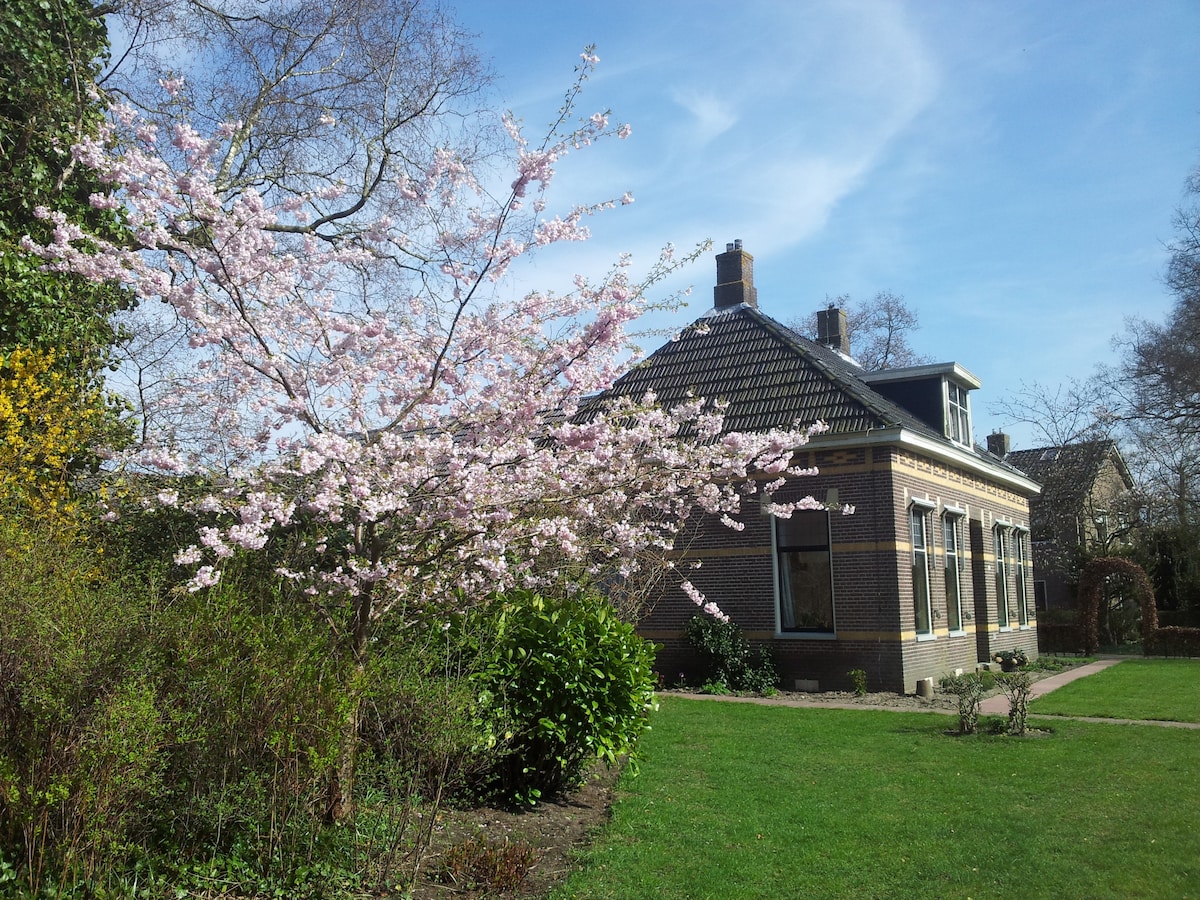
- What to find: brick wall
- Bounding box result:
[639,440,1039,693]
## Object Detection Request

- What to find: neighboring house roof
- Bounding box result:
[1004,440,1133,547]
[1006,440,1133,499]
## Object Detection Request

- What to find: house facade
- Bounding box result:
[611,242,1040,694]
[1002,440,1134,611]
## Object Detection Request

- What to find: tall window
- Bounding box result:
[911,506,933,636]
[776,510,834,633]
[994,526,1010,629]
[947,382,971,446]
[943,513,963,632]
[1015,530,1030,626]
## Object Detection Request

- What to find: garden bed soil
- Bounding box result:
[412,763,621,899]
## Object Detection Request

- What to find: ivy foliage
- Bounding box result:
[0,0,133,372]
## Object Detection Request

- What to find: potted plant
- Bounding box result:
[993,648,1028,672]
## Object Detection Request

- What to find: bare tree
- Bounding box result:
[101,0,491,252]
[1106,162,1200,432]
[990,377,1115,449]
[791,290,929,370]
[96,0,501,447]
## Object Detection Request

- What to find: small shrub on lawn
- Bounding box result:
[996,671,1033,735]
[939,672,987,734]
[848,668,868,696]
[684,615,778,694]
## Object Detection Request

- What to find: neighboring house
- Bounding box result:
[603,241,1041,694]
[1001,440,1134,611]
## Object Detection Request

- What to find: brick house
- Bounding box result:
[1001,440,1134,612]
[607,241,1040,694]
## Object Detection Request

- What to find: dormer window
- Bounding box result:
[859,362,981,450]
[947,381,971,446]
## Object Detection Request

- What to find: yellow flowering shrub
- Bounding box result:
[0,347,111,525]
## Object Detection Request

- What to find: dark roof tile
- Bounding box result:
[604,306,941,438]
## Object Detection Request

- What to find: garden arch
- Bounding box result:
[1077,557,1157,655]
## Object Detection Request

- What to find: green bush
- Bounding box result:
[0,521,360,896]
[359,611,498,804]
[0,520,164,893]
[150,567,345,866]
[684,615,778,694]
[467,590,658,804]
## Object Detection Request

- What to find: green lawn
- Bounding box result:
[1029,658,1200,723]
[553,697,1199,899]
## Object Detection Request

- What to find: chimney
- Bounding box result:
[713,239,757,310]
[816,304,850,355]
[987,431,1010,457]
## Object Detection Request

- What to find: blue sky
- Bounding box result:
[457,0,1200,450]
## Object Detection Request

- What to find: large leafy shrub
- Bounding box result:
[469,591,658,803]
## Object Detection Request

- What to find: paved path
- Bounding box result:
[980,657,1200,730]
[666,658,1200,730]
[978,657,1123,715]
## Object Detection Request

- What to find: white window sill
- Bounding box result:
[774,631,837,641]
[916,633,937,642]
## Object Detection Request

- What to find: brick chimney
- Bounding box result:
[714,240,757,310]
[816,304,850,355]
[987,431,1010,457]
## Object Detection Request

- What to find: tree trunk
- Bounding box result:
[326,660,365,823]
[325,522,378,823]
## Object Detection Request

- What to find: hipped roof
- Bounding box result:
[601,304,1038,493]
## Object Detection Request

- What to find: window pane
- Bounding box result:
[945,556,961,631]
[1015,533,1029,626]
[777,510,829,549]
[777,511,833,633]
[778,550,834,631]
[914,558,931,634]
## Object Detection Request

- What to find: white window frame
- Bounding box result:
[947,381,971,446]
[1014,527,1031,627]
[911,503,934,639]
[995,525,1011,630]
[773,510,836,638]
[943,512,965,633]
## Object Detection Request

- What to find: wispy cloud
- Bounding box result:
[669,88,737,143]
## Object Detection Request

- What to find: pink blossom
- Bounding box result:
[21,65,831,631]
[188,566,222,592]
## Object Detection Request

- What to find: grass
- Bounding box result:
[1029,658,1200,723]
[553,697,1200,899]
